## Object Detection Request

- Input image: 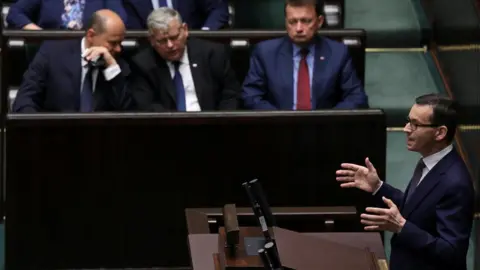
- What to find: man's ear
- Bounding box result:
[435,126,448,141]
[318,15,325,28]
[85,28,96,44]
[183,23,189,37]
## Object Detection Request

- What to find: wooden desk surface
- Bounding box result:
[188,230,388,270]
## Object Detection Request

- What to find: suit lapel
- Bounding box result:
[401,150,458,218]
[62,40,82,111]
[152,49,177,103]
[279,38,294,108]
[186,39,205,108]
[312,36,329,109]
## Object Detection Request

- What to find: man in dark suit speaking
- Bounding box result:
[242,0,368,110]
[12,9,132,112]
[336,94,474,270]
[129,7,240,111]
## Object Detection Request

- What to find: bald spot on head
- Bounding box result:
[87,9,125,35]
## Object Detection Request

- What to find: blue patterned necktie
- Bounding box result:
[62,0,86,30]
[80,67,94,112]
[173,61,186,111]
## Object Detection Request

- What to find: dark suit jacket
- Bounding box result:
[12,39,132,113]
[242,36,368,110]
[6,0,127,29]
[130,38,240,111]
[123,0,229,30]
[374,149,474,270]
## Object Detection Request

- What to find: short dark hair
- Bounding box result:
[415,93,459,143]
[284,0,325,16]
[85,12,107,34]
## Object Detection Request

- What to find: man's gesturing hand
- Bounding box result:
[360,196,406,233]
[336,157,382,193]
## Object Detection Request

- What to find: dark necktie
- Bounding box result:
[158,0,168,7]
[405,159,426,203]
[297,48,311,110]
[173,61,186,111]
[80,67,94,112]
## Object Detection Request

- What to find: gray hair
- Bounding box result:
[147,7,183,33]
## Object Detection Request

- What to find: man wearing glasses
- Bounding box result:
[129,7,240,111]
[336,93,474,270]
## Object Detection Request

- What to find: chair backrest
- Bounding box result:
[228,0,345,29]
[2,4,10,28]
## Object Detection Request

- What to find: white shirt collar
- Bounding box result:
[81,37,88,67]
[422,144,453,170]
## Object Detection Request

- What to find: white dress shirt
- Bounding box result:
[373,144,454,195]
[165,48,201,111]
[80,37,121,93]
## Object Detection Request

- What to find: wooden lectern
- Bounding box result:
[186,206,389,270]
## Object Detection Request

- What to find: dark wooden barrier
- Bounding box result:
[6,110,386,269]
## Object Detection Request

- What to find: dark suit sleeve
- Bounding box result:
[6,0,41,29]
[105,0,128,25]
[129,65,167,112]
[373,182,405,207]
[12,42,50,112]
[211,45,240,110]
[394,180,474,268]
[105,61,133,111]
[334,49,369,109]
[200,0,229,30]
[242,47,277,110]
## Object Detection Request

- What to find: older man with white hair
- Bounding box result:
[129,7,240,112]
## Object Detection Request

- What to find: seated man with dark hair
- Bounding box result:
[337,93,474,270]
[12,10,132,113]
[242,0,368,110]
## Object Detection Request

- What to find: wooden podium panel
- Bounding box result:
[188,227,388,270]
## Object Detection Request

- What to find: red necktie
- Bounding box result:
[297,49,311,110]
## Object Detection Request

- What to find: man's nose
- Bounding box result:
[295,23,304,32]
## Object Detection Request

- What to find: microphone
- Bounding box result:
[258,248,273,270]
[243,181,272,242]
[264,241,282,270]
[249,179,276,227]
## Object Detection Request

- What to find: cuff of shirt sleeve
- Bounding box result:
[372,181,384,195]
[103,64,121,81]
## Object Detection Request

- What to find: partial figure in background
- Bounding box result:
[6,0,126,30]
[123,0,229,30]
